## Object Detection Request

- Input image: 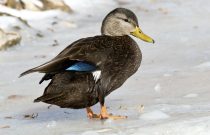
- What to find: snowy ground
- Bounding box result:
[1,0,210,134]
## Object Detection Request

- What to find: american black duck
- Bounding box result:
[20,8,154,119]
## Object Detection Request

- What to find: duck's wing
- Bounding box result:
[19,36,110,77]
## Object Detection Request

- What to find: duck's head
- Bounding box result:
[101,8,154,43]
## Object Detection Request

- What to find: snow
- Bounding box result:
[0,5,62,20]
[140,110,170,120]
[81,131,100,135]
[154,83,161,92]
[46,120,57,128]
[184,93,198,98]
[1,0,210,135]
[194,62,210,69]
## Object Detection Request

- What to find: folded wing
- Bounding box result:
[19,36,109,77]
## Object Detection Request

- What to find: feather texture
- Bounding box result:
[21,35,142,109]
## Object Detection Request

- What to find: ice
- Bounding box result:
[140,110,170,120]
[194,62,210,69]
[46,120,56,128]
[0,96,6,101]
[184,93,198,98]
[131,118,210,135]
[154,83,161,92]
[1,0,210,135]
[163,73,172,77]
[81,131,99,135]
[96,128,112,133]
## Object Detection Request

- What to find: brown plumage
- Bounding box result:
[33,36,141,109]
[20,8,154,119]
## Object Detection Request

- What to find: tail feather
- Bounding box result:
[19,62,49,78]
[19,68,37,78]
[19,57,70,78]
[19,58,60,78]
[34,97,42,102]
[39,74,54,84]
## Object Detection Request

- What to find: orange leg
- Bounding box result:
[100,105,127,120]
[86,107,100,119]
[86,106,127,120]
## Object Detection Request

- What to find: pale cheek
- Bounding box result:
[128,25,136,33]
[112,21,121,31]
[123,23,135,34]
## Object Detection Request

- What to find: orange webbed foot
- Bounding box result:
[86,107,100,119]
[100,105,127,120]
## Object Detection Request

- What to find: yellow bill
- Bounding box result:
[131,26,155,43]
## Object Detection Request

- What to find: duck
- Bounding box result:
[20,8,154,120]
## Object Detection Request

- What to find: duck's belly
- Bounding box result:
[38,72,99,109]
[46,93,99,109]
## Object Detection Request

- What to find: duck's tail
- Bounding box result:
[19,68,38,77]
[19,57,70,78]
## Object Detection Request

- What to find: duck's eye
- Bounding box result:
[124,19,129,22]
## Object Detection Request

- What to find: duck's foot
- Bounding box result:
[100,105,127,120]
[86,106,127,120]
[86,107,100,119]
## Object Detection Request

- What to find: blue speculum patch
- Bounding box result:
[66,62,96,72]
